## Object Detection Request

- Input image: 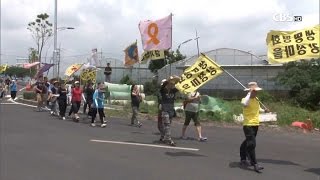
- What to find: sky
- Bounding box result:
[0,0,319,67]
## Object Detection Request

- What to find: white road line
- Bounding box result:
[7,99,37,108]
[0,103,16,105]
[90,139,200,151]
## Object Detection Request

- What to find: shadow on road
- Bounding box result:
[165,151,207,157]
[228,162,256,173]
[257,158,300,166]
[304,168,320,176]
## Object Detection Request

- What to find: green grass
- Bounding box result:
[106,96,320,128]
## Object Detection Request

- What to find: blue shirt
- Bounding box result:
[93,89,105,108]
[10,83,17,92]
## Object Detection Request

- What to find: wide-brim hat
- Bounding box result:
[188,91,200,98]
[75,81,80,84]
[167,75,180,84]
[244,82,263,91]
[53,81,59,84]
[161,79,167,86]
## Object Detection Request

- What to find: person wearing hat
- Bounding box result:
[158,75,180,146]
[48,80,59,116]
[240,82,269,173]
[157,79,168,138]
[181,91,207,142]
[68,81,83,121]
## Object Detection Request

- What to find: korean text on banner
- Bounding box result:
[80,69,97,83]
[65,64,83,76]
[141,50,165,64]
[139,14,172,51]
[124,42,139,67]
[266,25,320,64]
[176,55,223,94]
[0,64,8,73]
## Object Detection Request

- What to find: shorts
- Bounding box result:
[184,111,200,126]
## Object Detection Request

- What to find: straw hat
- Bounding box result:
[244,82,262,91]
[167,75,180,84]
[161,79,167,85]
[188,91,200,98]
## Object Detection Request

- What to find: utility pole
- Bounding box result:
[53,0,58,77]
[195,29,200,57]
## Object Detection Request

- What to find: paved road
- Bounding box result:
[0,99,319,180]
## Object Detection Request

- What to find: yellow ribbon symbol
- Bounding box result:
[147,23,160,45]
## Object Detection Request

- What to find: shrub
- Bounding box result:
[23,91,36,100]
[144,80,159,95]
[119,75,135,85]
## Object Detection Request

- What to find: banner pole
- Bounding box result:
[201,53,269,110]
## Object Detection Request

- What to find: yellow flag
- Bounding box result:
[80,69,97,83]
[266,24,320,64]
[140,50,165,64]
[0,64,8,73]
[176,54,223,94]
[65,64,83,76]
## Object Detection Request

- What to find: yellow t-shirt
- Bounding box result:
[242,98,260,126]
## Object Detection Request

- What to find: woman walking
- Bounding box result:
[130,84,142,127]
[58,83,68,120]
[91,83,107,128]
[68,81,83,122]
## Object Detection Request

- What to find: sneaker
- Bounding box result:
[199,137,208,142]
[240,160,250,167]
[62,117,66,120]
[101,123,107,128]
[91,123,96,127]
[180,136,188,140]
[253,164,264,173]
[137,123,142,128]
[50,111,54,115]
[165,140,176,146]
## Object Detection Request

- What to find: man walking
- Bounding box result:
[240,82,269,173]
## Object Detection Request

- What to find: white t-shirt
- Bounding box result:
[185,92,200,113]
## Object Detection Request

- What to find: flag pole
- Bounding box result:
[201,53,269,110]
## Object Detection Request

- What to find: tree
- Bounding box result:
[5,66,33,78]
[148,49,186,73]
[276,59,320,110]
[27,13,53,65]
[28,48,39,63]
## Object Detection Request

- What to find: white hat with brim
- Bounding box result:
[167,75,180,84]
[75,81,80,84]
[161,79,167,85]
[244,82,263,91]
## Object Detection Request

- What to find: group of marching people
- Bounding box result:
[0,78,17,100]
[33,76,107,128]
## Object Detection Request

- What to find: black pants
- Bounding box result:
[11,91,17,99]
[240,126,259,165]
[91,108,105,124]
[83,100,92,114]
[69,101,81,116]
[58,99,67,117]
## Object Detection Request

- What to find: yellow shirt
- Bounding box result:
[242,98,260,126]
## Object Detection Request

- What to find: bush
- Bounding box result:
[119,75,135,85]
[144,80,159,95]
[23,91,36,100]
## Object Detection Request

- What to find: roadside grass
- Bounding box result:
[106,97,320,128]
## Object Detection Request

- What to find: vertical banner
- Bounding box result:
[139,14,172,51]
[176,54,223,94]
[266,25,320,64]
[124,41,139,67]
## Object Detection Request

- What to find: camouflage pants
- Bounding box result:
[160,111,172,141]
